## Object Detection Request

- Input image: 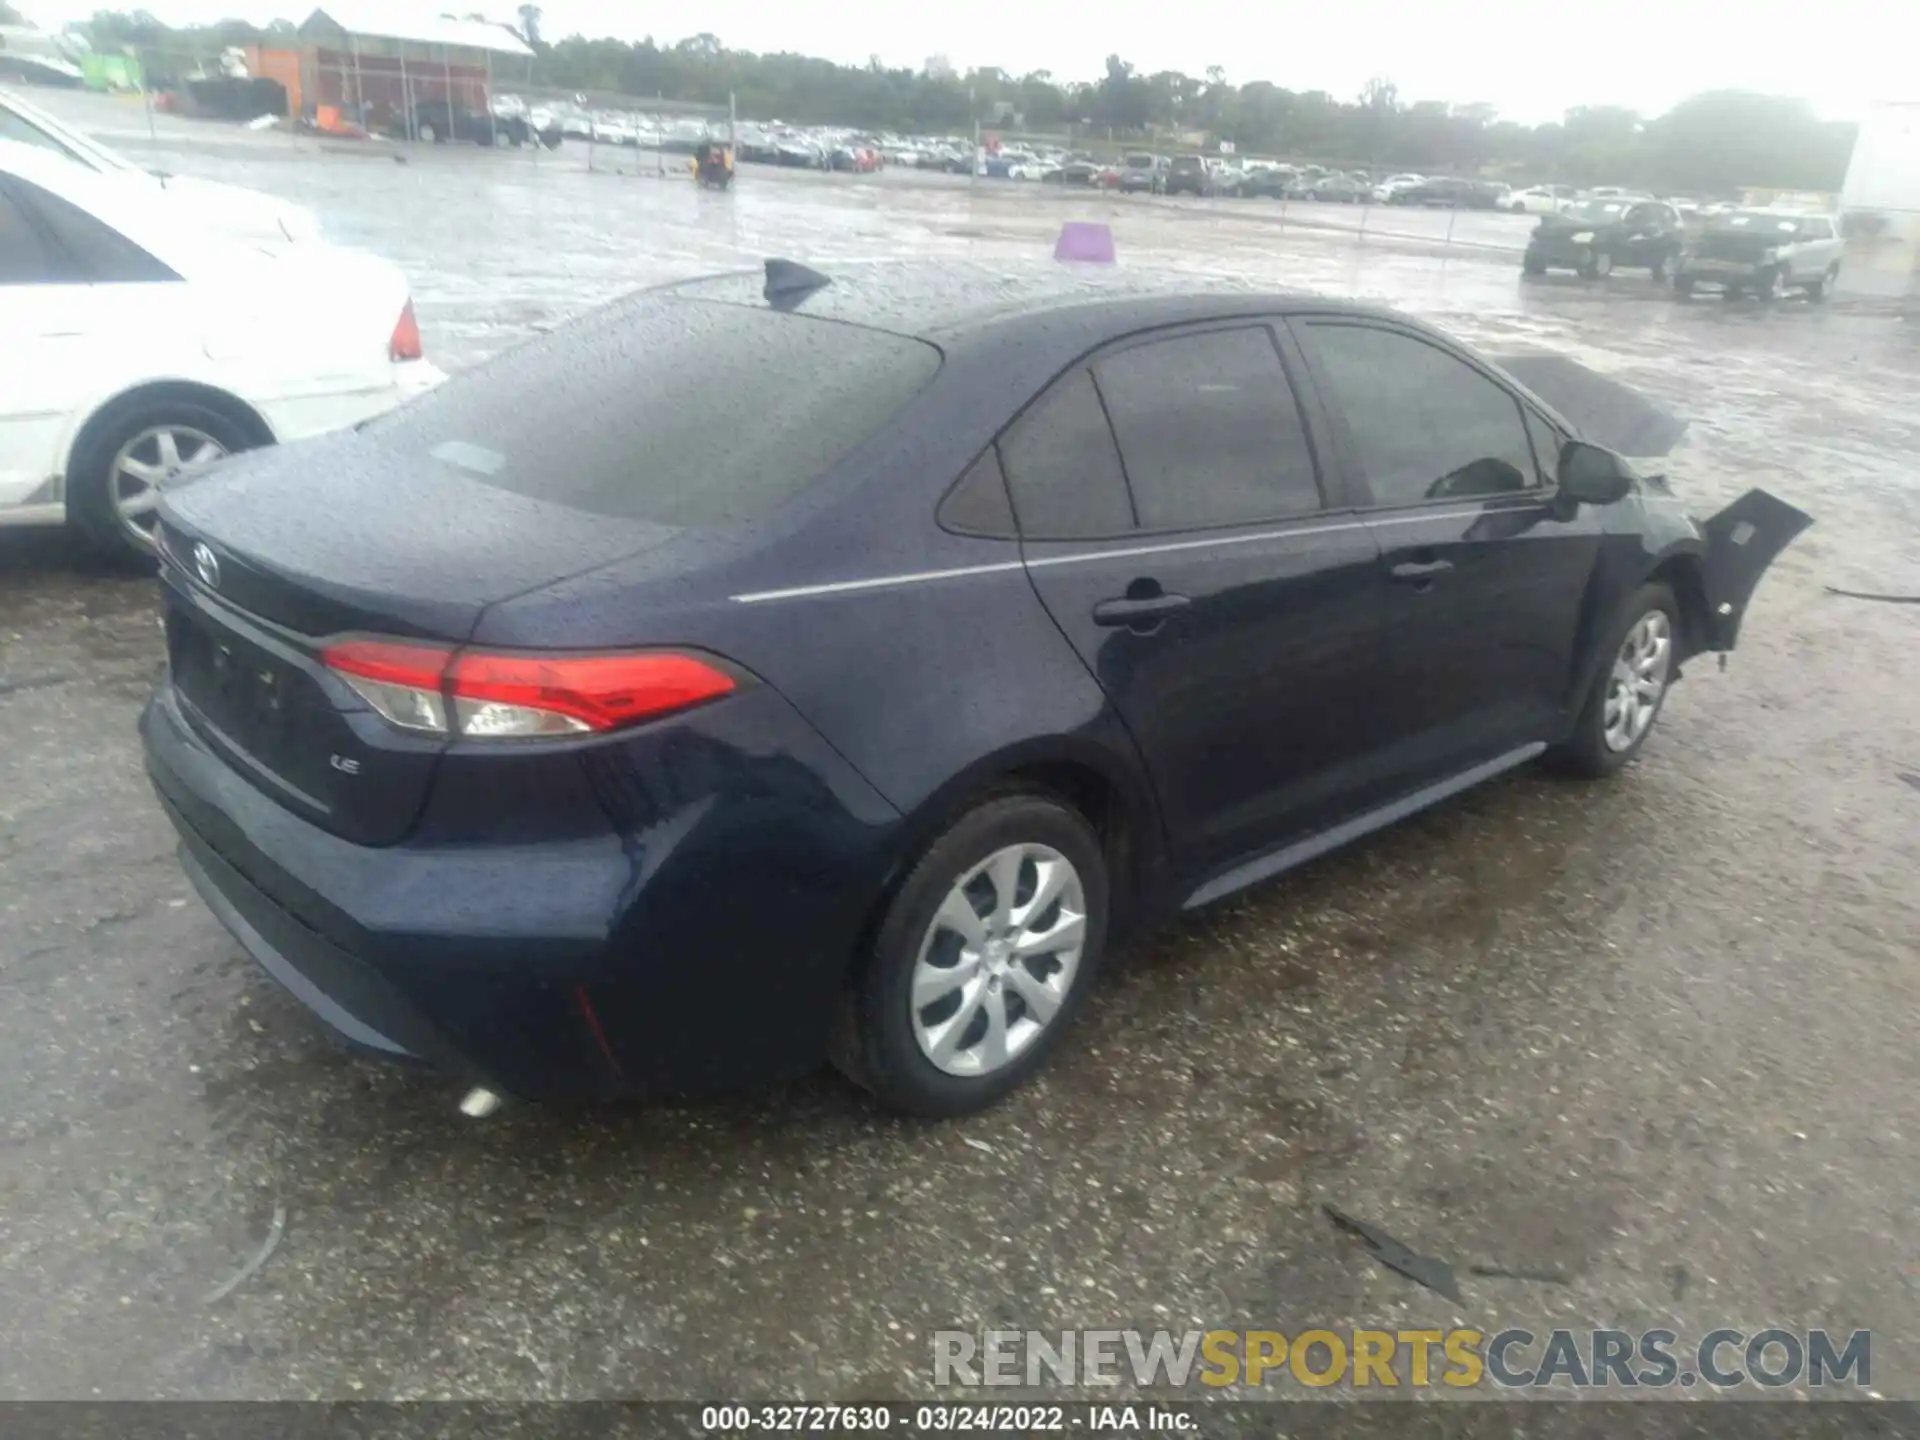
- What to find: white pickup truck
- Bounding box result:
[1675,209,1845,300]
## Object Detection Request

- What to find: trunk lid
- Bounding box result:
[158,430,677,639]
[155,433,679,844]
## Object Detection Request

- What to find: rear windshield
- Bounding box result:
[1717,211,1809,234]
[365,297,941,524]
[1564,200,1630,221]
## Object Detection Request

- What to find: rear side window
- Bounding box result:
[367,298,942,525]
[999,369,1136,539]
[938,447,1016,537]
[1094,326,1322,530]
[1302,323,1538,506]
[0,185,59,284]
[10,179,177,282]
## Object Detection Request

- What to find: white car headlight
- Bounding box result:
[1569,231,1594,244]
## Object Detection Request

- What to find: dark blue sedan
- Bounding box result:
[142,260,1808,1116]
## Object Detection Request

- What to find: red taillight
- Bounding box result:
[322,638,454,733]
[320,639,736,738]
[449,651,735,735]
[388,300,424,363]
[323,638,452,690]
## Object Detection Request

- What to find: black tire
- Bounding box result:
[1547,582,1679,779]
[1807,265,1838,301]
[835,793,1109,1117]
[67,395,260,565]
[1674,276,1695,298]
[1523,254,1547,276]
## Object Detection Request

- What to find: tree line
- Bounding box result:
[63,10,1858,193]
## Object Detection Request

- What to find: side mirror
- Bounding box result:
[1557,440,1634,505]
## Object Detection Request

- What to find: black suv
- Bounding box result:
[1391,176,1502,209]
[1165,155,1215,197]
[1525,199,1684,281]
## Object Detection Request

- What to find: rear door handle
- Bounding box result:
[1389,559,1454,583]
[1093,593,1191,627]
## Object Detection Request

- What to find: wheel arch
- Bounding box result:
[844,736,1168,985]
[1563,538,1708,721]
[1645,547,1713,666]
[62,379,276,506]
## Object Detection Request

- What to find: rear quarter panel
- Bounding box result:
[470,325,1173,910]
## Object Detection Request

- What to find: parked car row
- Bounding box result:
[1522,199,1847,299]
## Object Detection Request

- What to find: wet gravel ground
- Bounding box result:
[2,101,1919,1403]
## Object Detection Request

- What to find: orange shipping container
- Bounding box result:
[245,45,303,119]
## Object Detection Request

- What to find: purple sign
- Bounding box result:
[1053,222,1117,263]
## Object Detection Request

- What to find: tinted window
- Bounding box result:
[12,180,176,282]
[938,447,1017,537]
[0,185,59,284]
[366,298,941,525]
[1305,324,1538,505]
[1094,327,1322,529]
[999,369,1136,539]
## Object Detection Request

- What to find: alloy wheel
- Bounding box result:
[910,843,1087,1078]
[1603,610,1671,752]
[110,424,228,548]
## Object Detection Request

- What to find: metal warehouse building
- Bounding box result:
[287,5,534,140]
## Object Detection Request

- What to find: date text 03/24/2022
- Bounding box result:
[699,1404,1195,1432]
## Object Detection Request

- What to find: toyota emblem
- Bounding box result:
[191,541,221,590]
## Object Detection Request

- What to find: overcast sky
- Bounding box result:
[14,0,1910,124]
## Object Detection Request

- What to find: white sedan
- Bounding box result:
[1507,184,1579,214]
[1371,173,1424,203]
[0,139,443,561]
[1,86,318,245]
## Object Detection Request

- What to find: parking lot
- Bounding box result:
[3,97,1919,1402]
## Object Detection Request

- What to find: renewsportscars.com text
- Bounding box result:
[933,1327,1872,1390]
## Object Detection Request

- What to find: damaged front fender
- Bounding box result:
[1697,490,1815,650]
